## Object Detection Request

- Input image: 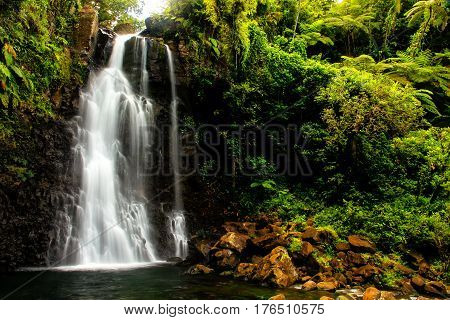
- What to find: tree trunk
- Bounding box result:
[292,0,301,40]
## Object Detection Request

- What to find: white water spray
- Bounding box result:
[165,45,188,259]
[63,35,158,266]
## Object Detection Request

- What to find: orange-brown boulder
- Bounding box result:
[363,287,381,300]
[301,280,317,291]
[348,235,376,253]
[317,281,339,291]
[301,241,315,257]
[355,265,381,278]
[187,264,214,275]
[217,232,250,253]
[336,242,350,251]
[253,247,298,288]
[269,294,286,300]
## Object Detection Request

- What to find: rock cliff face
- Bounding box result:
[0,8,101,270]
[0,16,196,268]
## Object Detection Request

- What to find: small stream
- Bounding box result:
[0,264,329,300]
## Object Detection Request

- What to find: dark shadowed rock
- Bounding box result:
[252,233,287,252]
[223,222,257,235]
[234,263,257,280]
[346,251,366,266]
[211,249,240,270]
[397,279,417,295]
[424,281,447,297]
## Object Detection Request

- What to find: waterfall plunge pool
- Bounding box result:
[0,264,328,300]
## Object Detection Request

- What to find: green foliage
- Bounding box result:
[406,0,448,55]
[83,0,142,26]
[380,269,403,288]
[288,237,303,253]
[0,0,81,182]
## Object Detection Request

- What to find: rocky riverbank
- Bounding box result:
[184,217,449,300]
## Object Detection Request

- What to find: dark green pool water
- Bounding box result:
[0,264,327,300]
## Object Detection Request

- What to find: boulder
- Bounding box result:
[380,291,396,300]
[186,264,214,275]
[253,247,298,288]
[301,280,317,291]
[217,232,250,253]
[348,235,376,253]
[363,287,381,300]
[317,281,338,291]
[346,251,366,266]
[194,239,213,258]
[411,276,425,290]
[334,273,347,286]
[211,249,239,270]
[355,265,380,278]
[314,228,337,243]
[301,241,315,257]
[234,263,257,280]
[223,222,257,235]
[424,281,447,297]
[270,224,285,234]
[252,233,287,251]
[269,294,286,300]
[397,279,417,295]
[302,227,318,241]
[336,242,350,251]
[337,251,347,259]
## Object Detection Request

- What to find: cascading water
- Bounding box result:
[51,33,190,267]
[165,45,188,259]
[61,35,158,266]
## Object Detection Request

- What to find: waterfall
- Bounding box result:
[165,45,188,259]
[51,34,191,267]
[61,35,158,266]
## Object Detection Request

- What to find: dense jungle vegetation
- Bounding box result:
[0,0,449,281]
[159,0,450,280]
